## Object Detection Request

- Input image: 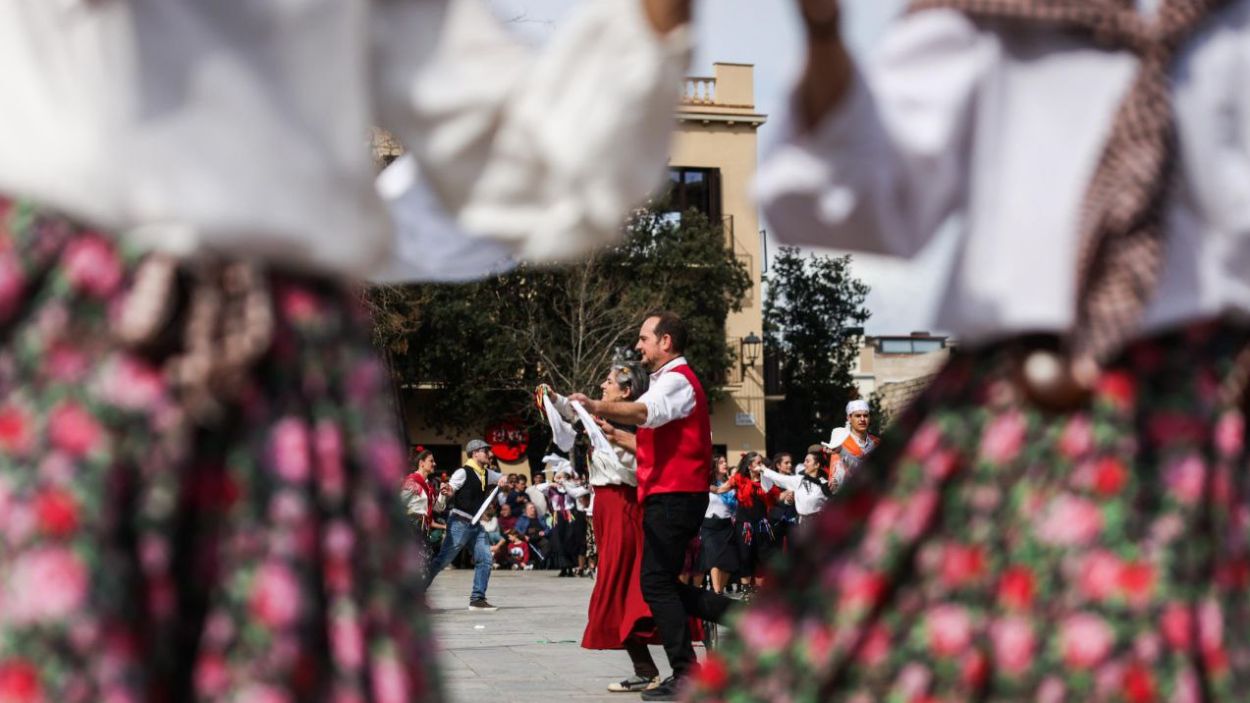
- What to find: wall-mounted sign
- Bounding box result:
[734,412,757,427]
[486,420,530,463]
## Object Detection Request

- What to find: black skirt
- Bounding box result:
[548,510,587,569]
[734,503,776,577]
[697,516,739,573]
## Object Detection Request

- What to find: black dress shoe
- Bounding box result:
[639,676,683,701]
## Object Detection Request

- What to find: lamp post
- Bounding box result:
[740,332,763,376]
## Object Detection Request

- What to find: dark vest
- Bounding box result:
[453,465,488,517]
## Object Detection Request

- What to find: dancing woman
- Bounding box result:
[760,450,835,523]
[712,452,777,593]
[538,362,667,693]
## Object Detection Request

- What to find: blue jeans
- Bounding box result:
[426,515,493,602]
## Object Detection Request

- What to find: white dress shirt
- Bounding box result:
[757,2,1250,345]
[0,0,689,277]
[639,357,698,429]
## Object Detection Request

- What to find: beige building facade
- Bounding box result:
[396,63,768,472]
[853,332,955,422]
[672,63,767,465]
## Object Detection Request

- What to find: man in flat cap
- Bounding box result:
[425,439,509,610]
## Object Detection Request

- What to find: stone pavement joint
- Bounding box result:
[427,569,691,702]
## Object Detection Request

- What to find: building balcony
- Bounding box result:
[678,63,767,127]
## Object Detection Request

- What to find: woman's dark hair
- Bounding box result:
[611,361,651,400]
[413,449,433,464]
[736,451,760,479]
[771,452,792,468]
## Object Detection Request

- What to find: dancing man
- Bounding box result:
[425,439,509,611]
[571,311,732,701]
[820,399,879,490]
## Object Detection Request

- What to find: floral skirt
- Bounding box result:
[0,199,442,702]
[689,322,1250,703]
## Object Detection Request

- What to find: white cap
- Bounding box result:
[846,399,870,416]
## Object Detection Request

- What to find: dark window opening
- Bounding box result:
[662,167,723,223]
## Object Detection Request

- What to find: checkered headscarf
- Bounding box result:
[909,0,1230,363]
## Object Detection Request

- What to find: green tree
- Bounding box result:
[366,207,751,437]
[763,246,871,455]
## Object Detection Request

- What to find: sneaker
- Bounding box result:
[606,675,660,693]
[522,564,534,571]
[639,676,683,701]
[468,599,498,611]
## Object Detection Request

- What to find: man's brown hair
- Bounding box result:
[643,309,688,354]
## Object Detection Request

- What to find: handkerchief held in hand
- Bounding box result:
[572,401,614,456]
[543,393,577,452]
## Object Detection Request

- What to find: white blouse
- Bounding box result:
[545,390,639,487]
[757,3,1250,344]
[761,468,830,517]
[704,491,734,520]
[0,0,689,277]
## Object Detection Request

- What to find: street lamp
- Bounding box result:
[741,332,763,373]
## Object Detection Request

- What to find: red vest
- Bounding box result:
[636,363,713,500]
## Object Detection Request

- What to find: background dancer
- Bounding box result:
[533,456,588,577]
[696,459,739,596]
[425,439,509,611]
[761,450,835,524]
[765,453,799,554]
[571,311,732,701]
[712,452,776,596]
[820,399,880,490]
[402,449,441,560]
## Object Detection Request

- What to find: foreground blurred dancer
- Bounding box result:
[690,0,1250,701]
[0,0,694,699]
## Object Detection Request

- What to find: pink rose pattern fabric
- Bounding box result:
[688,325,1250,703]
[0,199,442,702]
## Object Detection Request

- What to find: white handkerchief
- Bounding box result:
[543,394,577,452]
[571,401,614,456]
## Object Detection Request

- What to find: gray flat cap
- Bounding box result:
[465,439,491,454]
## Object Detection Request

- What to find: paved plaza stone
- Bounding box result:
[427,568,700,702]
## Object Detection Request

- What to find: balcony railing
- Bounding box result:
[682,77,717,105]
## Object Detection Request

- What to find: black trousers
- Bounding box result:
[640,492,733,679]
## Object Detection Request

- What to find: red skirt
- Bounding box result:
[581,484,661,649]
